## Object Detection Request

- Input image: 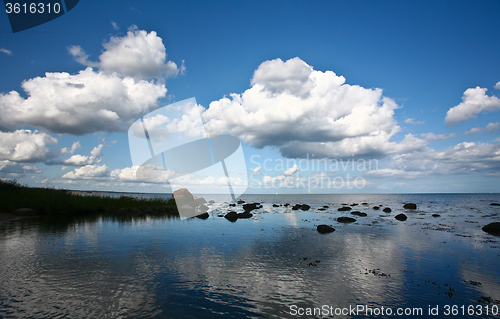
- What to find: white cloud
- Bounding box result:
[0,48,12,55]
[484,122,500,134]
[369,141,500,178]
[111,21,119,30]
[251,166,261,175]
[0,160,41,175]
[71,26,180,79]
[445,86,500,125]
[0,130,58,162]
[421,132,457,140]
[57,144,103,166]
[405,118,425,125]
[283,164,299,176]
[495,81,500,90]
[0,67,166,135]
[62,164,110,180]
[463,127,482,135]
[202,57,427,159]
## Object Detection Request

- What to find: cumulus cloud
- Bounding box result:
[484,122,500,134]
[50,144,104,166]
[0,67,166,135]
[283,164,299,175]
[421,132,457,140]
[445,86,500,125]
[202,57,426,159]
[0,130,58,162]
[462,127,482,135]
[405,118,425,125]
[495,81,500,90]
[0,161,41,176]
[251,166,261,175]
[0,48,12,55]
[111,21,119,30]
[70,26,180,79]
[62,164,180,183]
[368,141,500,178]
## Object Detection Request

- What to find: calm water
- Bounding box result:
[1,194,500,318]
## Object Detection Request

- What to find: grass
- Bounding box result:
[0,179,178,216]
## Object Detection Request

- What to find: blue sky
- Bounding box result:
[1,0,500,194]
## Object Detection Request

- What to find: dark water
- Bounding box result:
[1,194,500,318]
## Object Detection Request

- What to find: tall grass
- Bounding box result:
[0,179,177,215]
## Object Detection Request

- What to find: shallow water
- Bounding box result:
[1,194,500,318]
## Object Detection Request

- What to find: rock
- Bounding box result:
[338,206,352,211]
[143,207,156,214]
[432,214,441,217]
[284,203,290,207]
[318,208,326,211]
[361,202,368,205]
[198,204,209,213]
[208,200,215,204]
[490,203,500,206]
[272,204,280,207]
[196,212,209,219]
[300,204,311,211]
[395,213,407,221]
[383,207,392,213]
[323,205,329,208]
[237,200,245,204]
[341,203,348,206]
[237,212,253,219]
[403,203,417,209]
[224,211,238,221]
[351,203,358,206]
[482,222,500,235]
[194,197,207,206]
[373,206,380,210]
[351,211,367,217]
[130,208,143,215]
[172,188,194,202]
[229,203,236,207]
[337,216,356,223]
[243,203,260,212]
[317,225,335,234]
[13,208,37,216]
[292,204,302,210]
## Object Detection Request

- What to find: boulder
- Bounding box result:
[338,206,352,211]
[490,203,500,206]
[351,203,358,206]
[361,202,368,205]
[383,207,392,213]
[432,214,441,217]
[395,213,407,221]
[317,225,335,234]
[229,203,236,207]
[224,211,238,221]
[272,204,280,207]
[243,203,260,212]
[482,222,500,235]
[237,212,253,219]
[292,204,302,210]
[284,203,290,207]
[323,205,329,208]
[318,208,326,211]
[237,200,245,204]
[351,211,367,217]
[403,203,417,209]
[208,200,215,204]
[13,208,37,216]
[194,197,207,206]
[172,188,194,202]
[198,204,209,213]
[373,206,380,210]
[196,212,210,219]
[337,216,356,223]
[300,204,311,211]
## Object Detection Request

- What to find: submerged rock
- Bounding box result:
[351,211,367,217]
[237,212,253,219]
[403,203,417,209]
[383,207,392,213]
[317,225,335,234]
[395,213,407,221]
[482,222,500,235]
[338,206,352,211]
[337,216,356,223]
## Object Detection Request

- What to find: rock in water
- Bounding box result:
[337,217,356,223]
[196,212,209,219]
[403,203,417,209]
[490,203,500,206]
[338,206,352,211]
[432,214,441,217]
[482,222,500,235]
[237,212,253,219]
[351,211,367,217]
[172,188,194,202]
[383,207,392,213]
[243,203,260,212]
[300,204,311,211]
[317,225,335,233]
[373,206,380,210]
[395,213,407,221]
[224,211,238,222]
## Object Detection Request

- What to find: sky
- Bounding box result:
[1,0,500,194]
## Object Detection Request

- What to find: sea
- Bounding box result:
[0,193,499,318]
